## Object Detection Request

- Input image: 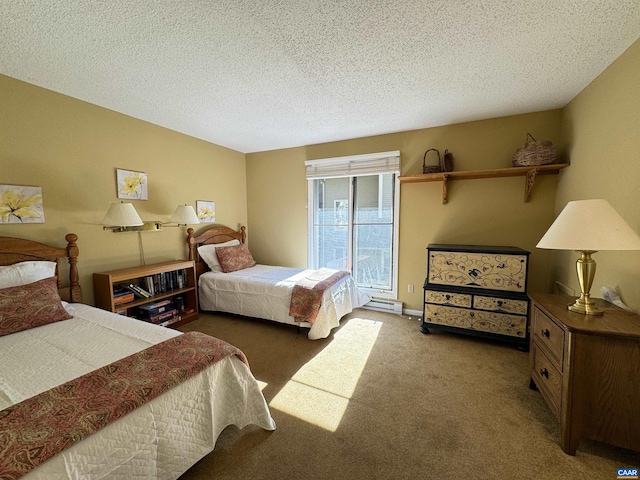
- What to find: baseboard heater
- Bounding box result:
[362,298,403,315]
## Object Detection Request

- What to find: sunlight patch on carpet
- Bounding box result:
[269,317,381,431]
[269,381,349,431]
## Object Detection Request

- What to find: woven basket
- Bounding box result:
[442,149,454,172]
[512,133,556,167]
[423,148,442,174]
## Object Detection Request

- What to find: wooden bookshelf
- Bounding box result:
[93,259,198,328]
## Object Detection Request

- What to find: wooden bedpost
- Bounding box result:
[65,233,83,303]
[240,225,246,244]
[187,228,196,261]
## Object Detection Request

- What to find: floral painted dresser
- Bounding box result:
[421,244,530,350]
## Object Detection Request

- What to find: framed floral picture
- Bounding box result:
[0,185,45,223]
[196,200,215,222]
[117,169,148,200]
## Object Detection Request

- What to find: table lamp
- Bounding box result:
[536,199,640,315]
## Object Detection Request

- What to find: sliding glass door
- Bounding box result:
[353,173,394,291]
[312,177,350,271]
[310,173,397,297]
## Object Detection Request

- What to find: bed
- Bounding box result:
[186,226,371,340]
[0,233,276,480]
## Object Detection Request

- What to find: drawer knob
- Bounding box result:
[541,328,550,338]
[540,368,549,379]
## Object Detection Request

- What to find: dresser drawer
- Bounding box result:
[473,295,528,315]
[427,248,528,293]
[425,290,472,308]
[532,307,564,370]
[424,304,527,338]
[532,342,562,420]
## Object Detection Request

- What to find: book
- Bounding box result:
[148,309,178,324]
[138,299,172,311]
[113,292,135,305]
[158,314,182,327]
[139,300,174,318]
[128,283,151,298]
[140,276,155,296]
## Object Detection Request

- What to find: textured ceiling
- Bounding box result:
[1,1,639,153]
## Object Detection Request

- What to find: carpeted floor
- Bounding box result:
[177,309,639,479]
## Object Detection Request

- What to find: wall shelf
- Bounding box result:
[399,163,569,204]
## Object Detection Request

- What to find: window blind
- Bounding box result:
[305,151,400,179]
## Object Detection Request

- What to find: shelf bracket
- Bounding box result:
[442,174,449,204]
[524,169,538,202]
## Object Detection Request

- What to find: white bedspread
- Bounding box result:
[198,264,371,340]
[0,303,275,480]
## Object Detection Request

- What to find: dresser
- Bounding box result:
[529,293,640,455]
[421,244,530,350]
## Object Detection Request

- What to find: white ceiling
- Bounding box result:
[1,1,639,154]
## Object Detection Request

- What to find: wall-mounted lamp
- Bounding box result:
[102,201,163,232]
[166,204,200,227]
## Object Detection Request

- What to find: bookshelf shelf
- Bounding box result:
[93,259,199,328]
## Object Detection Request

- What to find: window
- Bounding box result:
[306,151,400,299]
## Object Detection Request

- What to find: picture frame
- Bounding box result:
[196,200,215,222]
[116,168,148,200]
[0,184,45,223]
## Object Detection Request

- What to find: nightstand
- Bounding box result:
[529,293,640,455]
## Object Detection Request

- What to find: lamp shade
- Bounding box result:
[102,202,143,227]
[537,199,640,251]
[170,205,200,225]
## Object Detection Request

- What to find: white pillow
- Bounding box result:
[0,261,57,289]
[197,239,240,272]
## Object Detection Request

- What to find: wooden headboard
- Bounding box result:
[0,233,82,303]
[186,225,246,279]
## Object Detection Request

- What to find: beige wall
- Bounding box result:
[0,74,247,305]
[10,37,635,315]
[248,111,563,311]
[556,38,640,311]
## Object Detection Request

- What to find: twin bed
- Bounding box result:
[0,234,275,480]
[186,225,371,340]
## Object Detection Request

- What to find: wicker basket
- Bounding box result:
[442,149,454,172]
[423,148,442,174]
[512,133,556,167]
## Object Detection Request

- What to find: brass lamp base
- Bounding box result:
[568,295,603,315]
[568,250,603,316]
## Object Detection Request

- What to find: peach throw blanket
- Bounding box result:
[289,268,349,324]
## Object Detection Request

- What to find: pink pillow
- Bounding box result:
[0,276,72,337]
[215,244,256,273]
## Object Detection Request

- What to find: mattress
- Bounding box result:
[198,264,371,340]
[0,302,276,480]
